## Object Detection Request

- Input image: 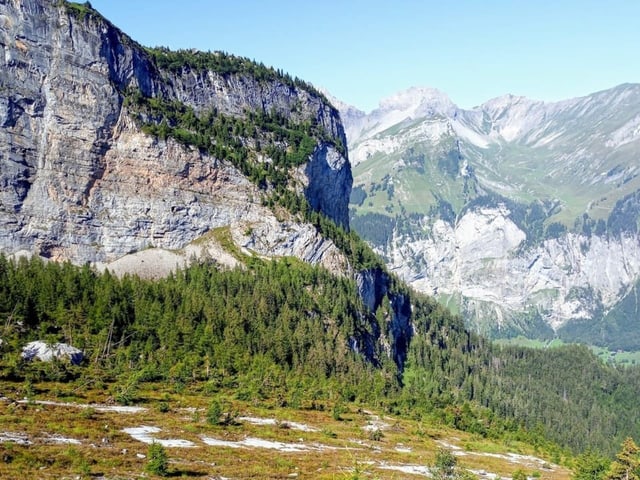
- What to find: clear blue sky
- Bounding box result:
[89,0,640,112]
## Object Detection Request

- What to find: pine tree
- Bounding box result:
[432,448,458,480]
[145,442,169,477]
[573,449,610,480]
[606,437,640,480]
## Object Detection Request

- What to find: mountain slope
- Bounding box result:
[0,0,350,275]
[3,253,640,457]
[1,0,640,460]
[344,85,640,345]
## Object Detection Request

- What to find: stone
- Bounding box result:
[21,341,84,365]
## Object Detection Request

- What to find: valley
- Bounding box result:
[0,2,640,479]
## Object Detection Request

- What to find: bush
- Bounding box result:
[368,428,384,441]
[206,399,223,426]
[512,469,527,480]
[332,401,345,421]
[432,448,457,480]
[145,442,169,477]
[111,372,139,406]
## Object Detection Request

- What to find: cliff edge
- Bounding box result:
[0,0,351,274]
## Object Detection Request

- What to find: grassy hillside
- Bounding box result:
[0,380,573,479]
[1,254,640,461]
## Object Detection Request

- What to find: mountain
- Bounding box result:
[343,84,640,347]
[0,0,415,384]
[2,0,640,461]
[0,0,352,277]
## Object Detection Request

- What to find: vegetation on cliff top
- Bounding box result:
[146,46,329,101]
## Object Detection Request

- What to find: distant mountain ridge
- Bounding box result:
[340,83,640,347]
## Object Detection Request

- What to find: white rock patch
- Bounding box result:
[44,434,82,445]
[199,437,243,449]
[238,416,318,432]
[201,436,310,452]
[122,426,195,448]
[395,445,412,453]
[16,398,146,414]
[0,431,82,445]
[21,341,83,365]
[0,432,31,445]
[436,440,554,469]
[362,414,391,432]
[378,462,431,476]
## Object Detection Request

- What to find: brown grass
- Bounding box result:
[0,380,573,479]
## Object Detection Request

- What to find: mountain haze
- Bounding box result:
[344,84,640,346]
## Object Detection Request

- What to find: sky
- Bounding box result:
[89,0,640,113]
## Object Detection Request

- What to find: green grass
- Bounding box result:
[352,143,468,217]
[494,337,640,365]
[493,336,564,349]
[196,225,254,262]
[437,293,461,315]
[592,346,640,365]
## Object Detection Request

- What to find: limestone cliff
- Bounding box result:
[388,207,640,337]
[0,0,422,373]
[342,84,640,346]
[0,0,351,273]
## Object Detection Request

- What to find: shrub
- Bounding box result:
[145,442,169,477]
[206,399,223,426]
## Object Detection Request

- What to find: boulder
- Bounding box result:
[21,341,84,365]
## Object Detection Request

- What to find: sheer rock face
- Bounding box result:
[0,0,351,272]
[355,268,413,369]
[341,83,640,338]
[389,209,640,332]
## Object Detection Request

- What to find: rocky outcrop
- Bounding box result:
[302,144,352,230]
[387,205,640,335]
[22,341,84,365]
[356,269,389,313]
[0,0,351,271]
[355,268,413,369]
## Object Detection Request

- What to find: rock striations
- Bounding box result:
[343,84,640,344]
[0,0,351,275]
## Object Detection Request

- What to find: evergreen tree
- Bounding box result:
[606,438,640,480]
[573,450,611,480]
[145,442,169,477]
[432,448,458,480]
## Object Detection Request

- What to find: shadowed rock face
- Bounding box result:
[0,0,351,269]
[303,144,352,230]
